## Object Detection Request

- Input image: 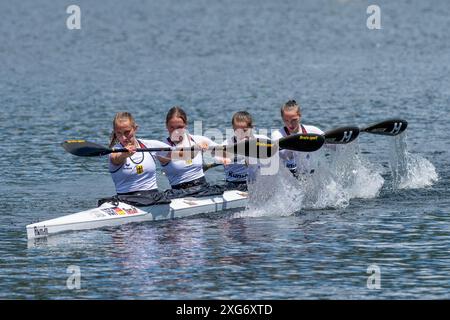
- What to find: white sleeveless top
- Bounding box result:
[109,139,170,194]
[271,125,324,174]
[162,135,216,187]
[221,134,270,182]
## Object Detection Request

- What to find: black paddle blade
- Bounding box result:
[362,119,408,136]
[62,140,113,157]
[224,138,276,159]
[278,133,325,152]
[324,126,360,144]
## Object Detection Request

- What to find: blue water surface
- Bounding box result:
[0,0,449,299]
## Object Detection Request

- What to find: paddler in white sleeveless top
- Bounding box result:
[159,106,225,198]
[104,112,171,206]
[271,100,324,177]
[220,111,270,191]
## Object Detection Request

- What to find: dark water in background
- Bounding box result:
[0,0,449,299]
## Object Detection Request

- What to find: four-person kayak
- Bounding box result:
[26,190,248,240]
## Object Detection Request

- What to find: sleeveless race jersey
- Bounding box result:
[109,139,170,194]
[162,135,216,187]
[271,124,324,174]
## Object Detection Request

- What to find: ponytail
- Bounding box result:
[109,131,118,148]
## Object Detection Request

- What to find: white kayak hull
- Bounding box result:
[26,190,248,239]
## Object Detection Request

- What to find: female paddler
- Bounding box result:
[102,112,171,206]
[159,106,225,198]
[271,100,324,177]
[220,111,270,191]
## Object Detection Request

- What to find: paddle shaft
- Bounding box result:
[110,134,323,154]
[111,146,211,153]
[113,144,267,153]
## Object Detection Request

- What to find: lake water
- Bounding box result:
[0,0,449,299]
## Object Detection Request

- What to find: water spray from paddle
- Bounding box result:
[301,144,384,209]
[233,119,412,217]
[233,142,385,219]
[233,166,306,218]
[388,132,438,189]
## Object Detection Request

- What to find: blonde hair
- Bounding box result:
[280,100,301,117]
[109,112,137,147]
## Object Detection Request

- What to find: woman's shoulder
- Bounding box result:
[254,133,270,140]
[303,125,324,135]
[190,134,207,140]
[271,128,285,140]
[138,139,171,148]
[190,134,217,145]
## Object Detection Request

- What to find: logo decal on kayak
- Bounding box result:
[91,212,107,218]
[101,208,116,216]
[34,226,48,237]
[101,207,139,216]
[124,207,139,215]
[114,208,127,215]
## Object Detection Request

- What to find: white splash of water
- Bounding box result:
[389,133,438,189]
[333,144,384,199]
[233,142,385,218]
[232,166,305,218]
[301,144,384,208]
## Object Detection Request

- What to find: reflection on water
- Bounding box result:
[19,205,450,299]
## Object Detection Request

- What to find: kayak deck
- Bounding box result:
[26,190,248,239]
